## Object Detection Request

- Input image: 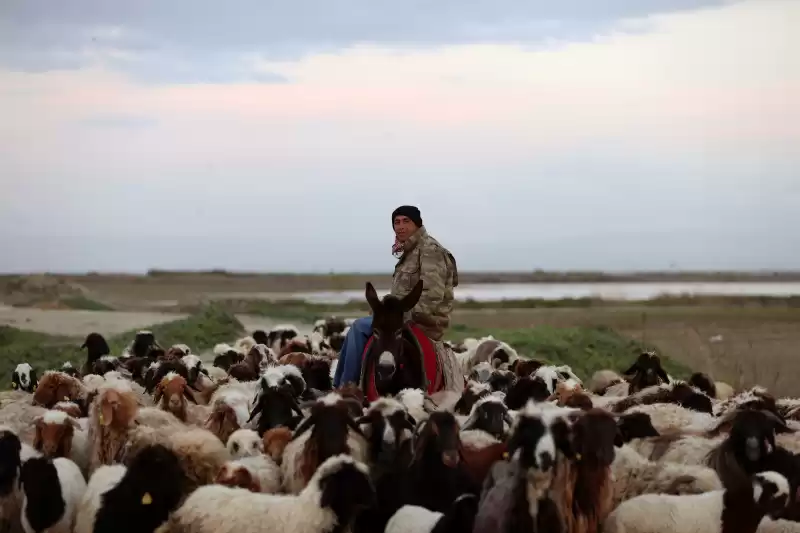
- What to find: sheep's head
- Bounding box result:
[227,429,263,459]
[753,471,791,520]
[215,463,261,492]
[33,410,80,458]
[462,396,513,440]
[688,372,717,399]
[504,376,551,410]
[454,381,492,415]
[153,373,194,421]
[81,332,110,362]
[205,403,241,445]
[252,330,269,347]
[616,412,660,442]
[415,411,462,469]
[132,331,158,359]
[280,337,312,357]
[568,408,623,467]
[487,368,516,395]
[33,371,82,408]
[60,362,81,379]
[356,398,416,465]
[91,356,119,376]
[263,427,292,464]
[294,393,366,483]
[248,367,305,434]
[181,354,208,388]
[723,409,791,465]
[12,363,38,393]
[313,455,376,522]
[623,352,669,393]
[510,358,545,378]
[95,383,138,429]
[98,443,187,530]
[506,402,574,472]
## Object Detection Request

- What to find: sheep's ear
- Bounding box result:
[153,383,164,404]
[183,386,198,404]
[763,411,792,434]
[292,415,315,441]
[657,367,670,383]
[365,282,382,314]
[621,363,639,376]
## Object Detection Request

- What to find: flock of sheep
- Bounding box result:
[2,316,800,533]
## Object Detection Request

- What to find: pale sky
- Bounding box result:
[0,0,797,273]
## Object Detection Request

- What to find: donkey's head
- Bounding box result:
[364,280,423,383]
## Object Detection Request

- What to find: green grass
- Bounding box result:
[447,324,692,382]
[0,304,245,388]
[60,296,115,311]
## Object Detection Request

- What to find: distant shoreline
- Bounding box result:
[2,269,800,290]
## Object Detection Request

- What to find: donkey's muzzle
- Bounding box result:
[377,351,396,379]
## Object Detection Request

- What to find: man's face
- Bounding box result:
[393,216,417,242]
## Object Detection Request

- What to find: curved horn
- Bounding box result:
[247,400,263,423]
[291,415,315,441]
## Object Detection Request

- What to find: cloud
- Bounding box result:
[0,0,797,272]
[0,0,729,82]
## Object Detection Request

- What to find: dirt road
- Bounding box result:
[0,305,312,339]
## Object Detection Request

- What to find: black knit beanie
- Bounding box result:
[391,205,422,228]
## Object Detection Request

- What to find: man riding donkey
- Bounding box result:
[333,205,464,397]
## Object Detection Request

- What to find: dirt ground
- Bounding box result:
[0,306,312,342]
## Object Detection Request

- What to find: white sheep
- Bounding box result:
[611,444,722,508]
[216,455,282,494]
[226,429,263,459]
[624,403,717,434]
[603,470,790,533]
[385,494,478,533]
[19,456,87,533]
[73,465,126,533]
[395,388,432,424]
[167,454,375,533]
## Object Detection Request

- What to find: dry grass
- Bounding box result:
[2,272,799,397]
[451,306,800,397]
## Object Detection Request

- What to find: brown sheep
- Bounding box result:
[215,462,261,492]
[263,427,293,465]
[88,379,140,474]
[227,345,269,381]
[32,371,89,412]
[551,408,621,533]
[153,373,196,423]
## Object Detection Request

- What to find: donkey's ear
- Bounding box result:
[365,282,381,313]
[401,280,423,312]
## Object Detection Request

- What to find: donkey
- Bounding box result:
[361,280,428,398]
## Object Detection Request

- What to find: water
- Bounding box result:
[289,282,800,304]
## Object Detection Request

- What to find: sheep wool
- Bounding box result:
[384,505,442,533]
[73,465,127,533]
[611,444,722,508]
[20,457,87,533]
[167,455,372,533]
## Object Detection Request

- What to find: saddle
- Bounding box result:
[360,322,442,402]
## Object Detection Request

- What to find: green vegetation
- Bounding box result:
[60,296,115,311]
[447,324,692,382]
[0,304,245,388]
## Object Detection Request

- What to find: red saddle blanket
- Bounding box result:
[361,322,441,402]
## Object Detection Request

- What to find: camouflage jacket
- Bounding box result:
[391,226,458,341]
